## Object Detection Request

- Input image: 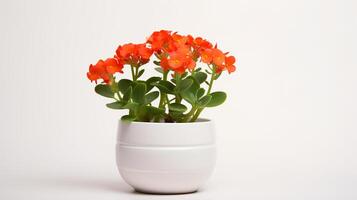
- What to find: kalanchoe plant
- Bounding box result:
[87,30,236,122]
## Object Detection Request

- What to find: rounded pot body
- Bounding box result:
[116,119,216,194]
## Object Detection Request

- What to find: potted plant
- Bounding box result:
[86,30,236,194]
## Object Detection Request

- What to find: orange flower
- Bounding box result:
[171,33,191,47]
[88,30,236,87]
[225,56,236,73]
[167,46,195,74]
[116,43,153,65]
[193,37,213,49]
[200,48,213,64]
[199,45,236,74]
[146,30,236,74]
[137,44,153,61]
[117,43,136,59]
[200,47,224,65]
[147,30,172,52]
[212,48,225,66]
[215,55,237,74]
[87,58,123,84]
[168,52,185,69]
[148,31,197,73]
[160,57,170,71]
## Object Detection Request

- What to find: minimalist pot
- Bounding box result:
[116,119,216,194]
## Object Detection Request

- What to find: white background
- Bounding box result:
[0,0,356,199]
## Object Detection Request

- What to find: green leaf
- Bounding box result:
[181,92,196,105]
[122,86,132,102]
[153,61,161,66]
[206,92,227,107]
[197,95,212,108]
[133,80,147,89]
[169,103,187,112]
[196,88,205,99]
[136,106,165,122]
[161,81,176,90]
[106,101,126,109]
[152,80,175,94]
[180,79,199,105]
[192,72,207,84]
[118,79,132,94]
[95,84,114,98]
[169,111,185,122]
[176,78,193,92]
[145,106,165,115]
[132,83,147,104]
[137,69,145,78]
[194,67,202,72]
[121,115,136,121]
[146,77,161,92]
[155,67,163,73]
[123,102,139,110]
[145,91,159,104]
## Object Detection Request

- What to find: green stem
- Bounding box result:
[159,71,168,107]
[190,66,216,122]
[164,95,170,106]
[190,108,201,122]
[130,65,135,81]
[115,92,122,101]
[108,75,122,101]
[183,106,197,122]
[155,70,168,122]
[134,66,139,80]
[207,67,215,94]
[175,73,182,103]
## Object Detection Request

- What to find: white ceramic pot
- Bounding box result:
[116,119,216,194]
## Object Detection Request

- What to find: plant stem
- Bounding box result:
[115,92,122,101]
[175,73,182,103]
[183,106,197,122]
[206,65,216,94]
[159,71,168,107]
[134,66,139,80]
[130,65,135,81]
[155,70,168,122]
[190,108,201,122]
[190,66,216,122]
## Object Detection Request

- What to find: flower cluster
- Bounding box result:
[87,58,123,84]
[87,30,237,123]
[147,30,236,74]
[87,30,236,84]
[115,43,153,66]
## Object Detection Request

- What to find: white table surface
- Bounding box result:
[0,139,352,200]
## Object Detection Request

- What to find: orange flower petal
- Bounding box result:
[200,49,213,63]
[225,56,235,65]
[116,43,136,59]
[227,64,236,73]
[160,57,170,71]
[87,72,100,82]
[137,44,153,60]
[212,49,225,66]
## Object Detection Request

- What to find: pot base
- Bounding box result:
[118,167,212,195]
[134,188,198,195]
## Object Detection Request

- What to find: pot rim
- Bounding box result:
[119,118,212,125]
